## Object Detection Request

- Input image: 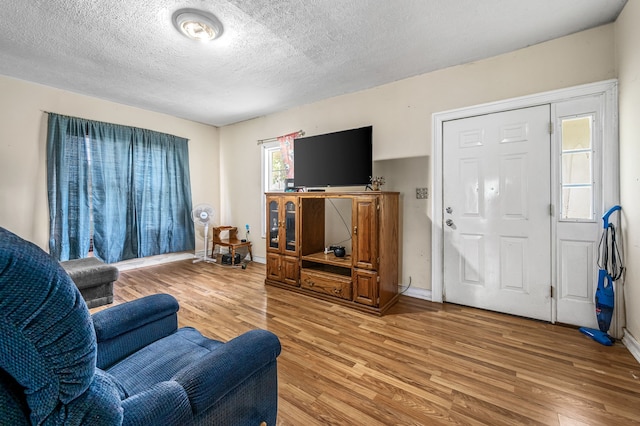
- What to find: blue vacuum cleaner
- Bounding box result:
[579,205,624,346]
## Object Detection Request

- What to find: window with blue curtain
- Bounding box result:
[47,113,195,263]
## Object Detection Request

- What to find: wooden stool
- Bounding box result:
[211,226,253,265]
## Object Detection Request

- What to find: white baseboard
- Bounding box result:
[115,251,266,271]
[115,252,195,271]
[401,286,432,301]
[622,329,640,365]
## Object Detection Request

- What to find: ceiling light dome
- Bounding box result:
[172,9,223,42]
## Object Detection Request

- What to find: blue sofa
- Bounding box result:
[0,227,282,425]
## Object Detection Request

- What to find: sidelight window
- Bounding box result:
[560,115,594,221]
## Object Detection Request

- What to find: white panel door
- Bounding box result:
[443,105,551,321]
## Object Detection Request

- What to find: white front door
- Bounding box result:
[443,105,552,321]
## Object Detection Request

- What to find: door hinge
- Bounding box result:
[549,122,553,134]
[550,285,554,298]
[550,204,554,216]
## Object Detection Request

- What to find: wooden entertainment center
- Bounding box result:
[265,191,399,315]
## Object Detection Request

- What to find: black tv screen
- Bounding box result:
[293,126,372,188]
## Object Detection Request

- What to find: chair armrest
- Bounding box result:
[172,329,281,415]
[92,293,179,341]
[122,381,193,426]
[92,294,179,369]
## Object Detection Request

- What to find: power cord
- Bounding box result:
[327,198,352,247]
[399,276,412,294]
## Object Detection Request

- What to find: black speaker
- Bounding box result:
[222,253,242,265]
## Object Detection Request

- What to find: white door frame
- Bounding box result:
[432,80,619,321]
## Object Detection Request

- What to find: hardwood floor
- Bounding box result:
[95,260,640,425]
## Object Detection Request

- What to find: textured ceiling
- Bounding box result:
[0,0,627,127]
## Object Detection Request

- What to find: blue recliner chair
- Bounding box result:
[0,227,282,425]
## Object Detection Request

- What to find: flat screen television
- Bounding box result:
[293,126,372,188]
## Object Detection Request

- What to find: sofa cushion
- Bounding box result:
[95,368,128,400]
[106,327,223,396]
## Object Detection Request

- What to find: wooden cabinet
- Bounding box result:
[352,195,378,270]
[266,195,298,256]
[265,195,299,286]
[266,252,299,286]
[353,268,378,306]
[301,269,352,300]
[265,191,399,315]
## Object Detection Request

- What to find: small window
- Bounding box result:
[264,143,286,192]
[560,116,594,221]
[261,142,287,236]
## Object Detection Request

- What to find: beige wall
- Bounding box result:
[220,24,616,295]
[0,76,220,251]
[616,1,640,344]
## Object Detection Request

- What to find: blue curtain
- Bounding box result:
[132,129,194,258]
[88,122,138,263]
[47,115,91,261]
[47,113,195,263]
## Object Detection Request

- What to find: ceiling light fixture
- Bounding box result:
[172,9,223,42]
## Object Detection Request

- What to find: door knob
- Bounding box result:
[446,219,454,227]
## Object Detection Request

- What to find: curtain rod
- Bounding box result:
[256,130,305,145]
[40,111,191,140]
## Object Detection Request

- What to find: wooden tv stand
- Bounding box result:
[265,191,399,315]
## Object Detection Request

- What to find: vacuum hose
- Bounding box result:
[597,223,624,281]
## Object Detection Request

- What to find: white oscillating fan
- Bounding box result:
[191,203,216,263]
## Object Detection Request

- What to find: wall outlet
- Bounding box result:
[416,188,429,199]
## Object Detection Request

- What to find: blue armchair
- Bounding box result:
[0,227,281,425]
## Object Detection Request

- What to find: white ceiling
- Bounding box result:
[0,0,627,127]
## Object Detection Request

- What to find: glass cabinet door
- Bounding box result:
[268,199,280,250]
[284,200,296,253]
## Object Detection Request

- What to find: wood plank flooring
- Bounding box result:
[94,260,640,425]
